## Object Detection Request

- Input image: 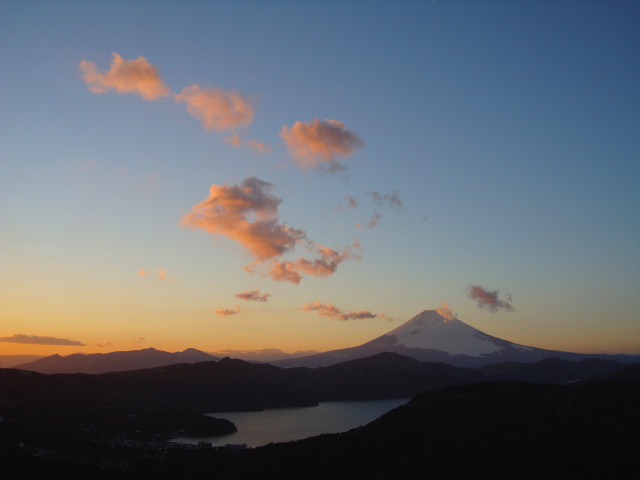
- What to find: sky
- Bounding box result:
[1,0,639,357]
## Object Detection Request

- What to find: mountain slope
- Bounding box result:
[12,347,218,374]
[275,309,640,368]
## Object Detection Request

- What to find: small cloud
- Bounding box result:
[334,195,358,212]
[301,301,380,321]
[235,290,270,302]
[158,268,167,281]
[224,133,244,147]
[175,84,254,132]
[467,285,514,312]
[280,119,363,172]
[435,302,457,321]
[0,334,85,346]
[215,307,240,317]
[79,159,97,172]
[138,269,148,276]
[79,53,170,101]
[366,212,381,230]
[248,140,273,154]
[367,191,403,208]
[95,341,111,348]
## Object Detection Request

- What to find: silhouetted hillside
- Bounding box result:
[2,379,638,479]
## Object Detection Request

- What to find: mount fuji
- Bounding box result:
[274,309,636,368]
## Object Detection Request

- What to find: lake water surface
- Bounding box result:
[173,398,409,448]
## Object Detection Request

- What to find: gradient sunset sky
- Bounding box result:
[1,1,639,357]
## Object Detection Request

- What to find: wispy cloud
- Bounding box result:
[181,177,359,283]
[280,119,363,172]
[138,269,147,276]
[365,212,381,230]
[223,133,244,147]
[235,289,270,302]
[263,239,361,285]
[334,195,358,212]
[215,307,240,316]
[80,53,170,101]
[301,301,380,321]
[435,302,457,321]
[468,285,514,312]
[158,268,167,281]
[175,85,254,132]
[248,140,272,154]
[0,334,84,346]
[223,135,272,153]
[95,341,111,348]
[367,190,403,208]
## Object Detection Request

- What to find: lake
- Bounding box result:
[173,398,409,448]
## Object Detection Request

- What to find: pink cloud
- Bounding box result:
[223,133,244,147]
[79,53,170,101]
[175,85,254,132]
[235,290,270,302]
[180,177,304,260]
[436,302,457,321]
[138,269,148,276]
[158,268,167,281]
[180,177,359,283]
[301,301,379,321]
[468,285,514,312]
[280,119,363,171]
[248,140,273,154]
[215,307,240,316]
[266,240,361,284]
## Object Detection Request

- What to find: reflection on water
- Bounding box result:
[173,398,408,448]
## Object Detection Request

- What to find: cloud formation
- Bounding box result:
[215,307,240,316]
[435,302,457,321]
[235,290,270,302]
[138,269,147,276]
[264,240,361,284]
[368,190,403,208]
[223,135,272,153]
[181,177,359,283]
[468,285,514,312]
[0,334,85,346]
[175,85,254,132]
[181,177,304,260]
[301,301,380,321]
[79,53,170,100]
[248,140,272,154]
[280,119,363,171]
[223,133,244,147]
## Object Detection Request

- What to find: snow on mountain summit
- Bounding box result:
[381,309,502,356]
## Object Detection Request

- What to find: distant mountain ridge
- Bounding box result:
[13,347,218,374]
[274,309,640,368]
[209,348,318,363]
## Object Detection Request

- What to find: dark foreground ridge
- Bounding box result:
[1,356,638,478]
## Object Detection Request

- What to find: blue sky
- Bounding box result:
[1,1,639,356]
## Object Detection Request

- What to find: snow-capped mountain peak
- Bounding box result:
[382,310,502,356]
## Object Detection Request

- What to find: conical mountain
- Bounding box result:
[273,309,622,368]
